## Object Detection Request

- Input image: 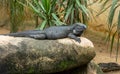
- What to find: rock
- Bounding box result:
[98,62,120,72]
[55,62,104,74]
[0,36,95,74]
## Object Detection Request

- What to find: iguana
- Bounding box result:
[3,23,86,43]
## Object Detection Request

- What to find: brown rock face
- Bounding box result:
[0,36,95,74]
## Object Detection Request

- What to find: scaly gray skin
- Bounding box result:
[3,23,86,43]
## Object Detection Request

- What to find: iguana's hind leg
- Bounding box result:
[29,34,46,39]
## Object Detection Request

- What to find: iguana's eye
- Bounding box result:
[75,26,83,31]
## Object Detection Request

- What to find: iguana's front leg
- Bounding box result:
[68,33,81,43]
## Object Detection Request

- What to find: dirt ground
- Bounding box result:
[0,27,120,74]
[84,29,120,74]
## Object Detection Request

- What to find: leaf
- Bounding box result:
[102,0,109,8]
[52,20,59,26]
[70,8,74,24]
[45,0,50,13]
[99,0,103,3]
[116,32,120,61]
[108,0,118,25]
[52,13,64,25]
[118,11,120,33]
[64,5,73,21]
[41,0,51,13]
[39,20,47,30]
[26,0,46,19]
[33,0,39,8]
[51,0,57,7]
[97,4,111,16]
[50,0,57,12]
[110,30,117,56]
[17,0,27,7]
[26,0,39,13]
[76,0,89,17]
[38,1,46,13]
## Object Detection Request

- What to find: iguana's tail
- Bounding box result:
[1,30,44,37]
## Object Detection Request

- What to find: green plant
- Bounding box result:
[62,0,90,25]
[0,0,92,32]
[22,0,64,30]
[0,0,25,33]
[9,0,24,33]
[18,0,91,29]
[98,0,120,61]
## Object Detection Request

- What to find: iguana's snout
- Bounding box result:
[83,24,87,29]
[80,23,87,28]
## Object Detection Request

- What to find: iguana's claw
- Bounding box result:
[75,38,81,43]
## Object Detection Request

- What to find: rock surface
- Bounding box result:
[0,36,95,74]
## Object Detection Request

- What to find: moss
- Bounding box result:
[27,67,35,74]
[58,60,76,70]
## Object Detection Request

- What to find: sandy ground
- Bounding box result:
[0,27,120,74]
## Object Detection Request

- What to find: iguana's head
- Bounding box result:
[72,23,87,36]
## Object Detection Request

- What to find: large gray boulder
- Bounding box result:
[0,36,95,74]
